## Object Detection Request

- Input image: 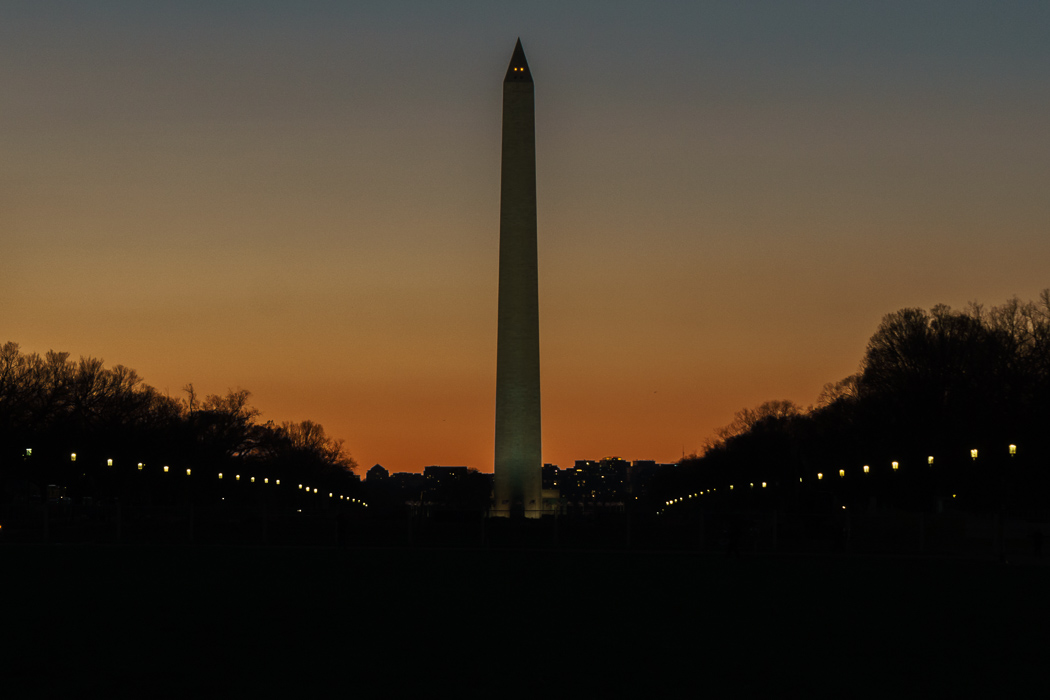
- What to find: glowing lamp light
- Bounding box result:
[251,477,255,483]
[71,453,77,462]
[329,492,333,498]
[892,461,899,471]
[299,484,303,489]
[863,465,870,474]
[750,483,754,489]
[839,469,845,478]
[25,448,32,457]
[264,478,269,484]
[276,479,280,485]
[817,473,823,480]
[163,465,169,473]
[971,449,978,460]
[729,485,733,490]
[107,459,113,467]
[1009,444,1017,456]
[186,468,191,476]
[928,456,934,465]
[761,482,767,488]
[137,463,144,470]
[236,475,240,481]
[313,488,317,494]
[218,473,223,479]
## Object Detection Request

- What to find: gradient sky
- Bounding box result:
[3,2,1048,473]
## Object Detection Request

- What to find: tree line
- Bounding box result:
[0,342,358,506]
[653,291,1050,512]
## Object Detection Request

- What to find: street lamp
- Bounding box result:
[928,456,934,465]
[1009,444,1017,457]
[971,449,978,461]
[863,465,870,474]
[892,461,899,471]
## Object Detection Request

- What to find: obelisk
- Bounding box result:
[493,39,542,519]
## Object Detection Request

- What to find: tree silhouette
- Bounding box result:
[0,342,357,510]
[654,290,1050,515]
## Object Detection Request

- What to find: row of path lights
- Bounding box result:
[661,443,1021,513]
[23,448,367,507]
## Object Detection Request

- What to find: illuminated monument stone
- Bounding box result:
[493,39,542,518]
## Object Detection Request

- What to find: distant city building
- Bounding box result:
[366,464,389,482]
[421,467,491,513]
[369,457,665,518]
[628,460,673,495]
[541,463,561,514]
[542,463,560,490]
[423,466,469,488]
[389,472,427,501]
[558,458,630,513]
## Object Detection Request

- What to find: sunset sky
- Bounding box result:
[3,2,1048,473]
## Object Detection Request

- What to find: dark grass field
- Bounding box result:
[3,545,1048,697]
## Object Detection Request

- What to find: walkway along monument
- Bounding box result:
[492,40,543,518]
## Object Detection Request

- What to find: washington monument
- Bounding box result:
[493,39,542,518]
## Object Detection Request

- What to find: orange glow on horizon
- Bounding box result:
[4,7,1048,474]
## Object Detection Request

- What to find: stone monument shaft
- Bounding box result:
[494,39,542,518]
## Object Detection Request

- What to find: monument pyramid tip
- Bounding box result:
[504,39,532,83]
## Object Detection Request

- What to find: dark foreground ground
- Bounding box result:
[3,545,1047,698]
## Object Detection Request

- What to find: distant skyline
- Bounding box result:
[3,2,1049,473]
